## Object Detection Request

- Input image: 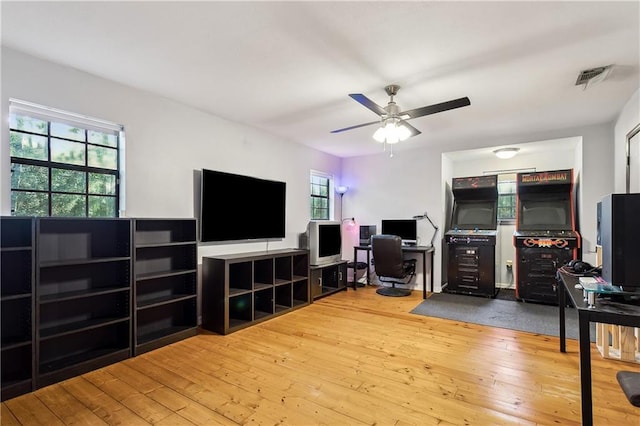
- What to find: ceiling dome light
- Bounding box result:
[493,147,520,159]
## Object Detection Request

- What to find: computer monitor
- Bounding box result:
[381,219,417,245]
[359,225,376,245]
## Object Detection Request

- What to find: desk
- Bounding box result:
[557,271,640,425]
[353,245,435,299]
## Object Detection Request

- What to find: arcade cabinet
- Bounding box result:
[445,175,499,297]
[513,169,580,304]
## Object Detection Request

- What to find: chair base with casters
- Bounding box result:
[371,234,417,297]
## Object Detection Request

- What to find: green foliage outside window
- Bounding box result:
[310,173,330,220]
[9,106,121,218]
[497,177,517,220]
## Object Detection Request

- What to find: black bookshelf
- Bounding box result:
[1,217,35,401]
[133,218,198,355]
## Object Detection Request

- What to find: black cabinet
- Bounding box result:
[1,217,35,401]
[1,216,199,399]
[35,218,132,388]
[445,231,498,298]
[202,249,309,335]
[310,260,348,300]
[516,247,574,304]
[133,219,198,355]
[446,245,496,298]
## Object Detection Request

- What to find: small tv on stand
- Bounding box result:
[307,220,342,266]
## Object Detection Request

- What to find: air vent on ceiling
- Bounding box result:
[575,65,613,87]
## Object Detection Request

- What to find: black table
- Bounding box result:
[557,271,640,425]
[353,245,435,299]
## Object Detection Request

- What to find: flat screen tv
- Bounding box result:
[451,200,497,230]
[307,220,342,266]
[200,169,286,242]
[381,219,417,245]
[518,196,571,231]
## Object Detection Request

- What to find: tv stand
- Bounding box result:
[310,260,348,300]
[201,249,310,335]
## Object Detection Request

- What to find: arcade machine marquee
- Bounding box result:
[445,175,499,297]
[513,169,581,304]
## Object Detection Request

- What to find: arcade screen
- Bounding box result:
[451,200,497,230]
[518,197,572,230]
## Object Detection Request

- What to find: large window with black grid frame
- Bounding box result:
[9,100,123,217]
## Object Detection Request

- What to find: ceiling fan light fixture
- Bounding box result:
[373,119,411,144]
[396,123,411,141]
[330,85,470,158]
[493,147,520,159]
[373,126,386,142]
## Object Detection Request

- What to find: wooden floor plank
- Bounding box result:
[32,384,107,425]
[0,403,21,425]
[3,286,640,425]
[82,369,173,424]
[3,393,64,425]
[59,376,149,426]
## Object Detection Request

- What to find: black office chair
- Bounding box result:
[371,234,417,297]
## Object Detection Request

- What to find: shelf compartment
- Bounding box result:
[1,343,33,401]
[254,258,274,287]
[275,283,292,312]
[1,250,33,297]
[38,260,130,302]
[38,321,130,382]
[37,218,131,263]
[1,217,33,248]
[136,272,196,308]
[254,282,272,291]
[136,268,196,281]
[228,293,252,329]
[39,291,130,339]
[136,293,196,309]
[293,253,309,278]
[135,245,196,278]
[275,256,292,282]
[134,219,196,246]
[1,298,32,347]
[229,261,252,291]
[39,257,130,268]
[135,299,197,348]
[293,279,309,306]
[254,288,274,319]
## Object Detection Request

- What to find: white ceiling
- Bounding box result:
[2,1,639,158]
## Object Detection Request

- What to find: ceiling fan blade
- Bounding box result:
[400,97,471,119]
[349,93,388,116]
[330,120,381,134]
[400,120,422,138]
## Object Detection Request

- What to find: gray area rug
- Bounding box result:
[411,292,595,341]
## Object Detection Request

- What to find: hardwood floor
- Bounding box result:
[2,286,639,425]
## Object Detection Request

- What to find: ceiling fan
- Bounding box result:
[330,85,471,140]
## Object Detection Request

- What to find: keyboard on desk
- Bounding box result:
[579,277,622,293]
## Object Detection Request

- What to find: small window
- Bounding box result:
[9,99,123,217]
[497,173,517,221]
[310,171,331,220]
